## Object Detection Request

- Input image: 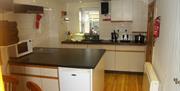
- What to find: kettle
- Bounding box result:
[135,34,145,43]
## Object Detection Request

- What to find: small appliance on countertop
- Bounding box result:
[120,29,131,42]
[134,34,145,43]
[111,30,119,42]
[8,39,33,58]
[132,32,146,43]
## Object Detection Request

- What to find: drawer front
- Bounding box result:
[74,44,88,49]
[102,45,115,50]
[87,45,102,49]
[10,65,25,74]
[88,44,115,50]
[61,44,75,48]
[115,45,146,51]
[24,67,41,76]
[40,68,58,77]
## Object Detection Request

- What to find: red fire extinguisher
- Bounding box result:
[154,16,161,39]
[35,14,42,29]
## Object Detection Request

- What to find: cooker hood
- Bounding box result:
[13,4,44,14]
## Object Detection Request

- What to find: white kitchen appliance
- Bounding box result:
[58,67,91,91]
[8,39,33,58]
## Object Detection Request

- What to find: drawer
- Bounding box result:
[115,45,146,51]
[74,44,88,49]
[24,66,41,76]
[40,68,58,77]
[10,65,25,74]
[88,44,115,50]
[102,45,115,50]
[61,44,75,48]
[87,45,103,49]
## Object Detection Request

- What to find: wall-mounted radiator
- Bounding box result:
[143,62,159,91]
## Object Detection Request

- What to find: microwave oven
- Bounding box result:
[8,40,33,58]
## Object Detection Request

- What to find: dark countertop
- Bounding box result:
[9,47,105,69]
[61,40,146,46]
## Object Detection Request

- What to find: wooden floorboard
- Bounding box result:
[104,72,143,91]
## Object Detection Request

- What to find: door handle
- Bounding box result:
[173,78,180,85]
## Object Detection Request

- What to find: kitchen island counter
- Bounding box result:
[9,47,105,69]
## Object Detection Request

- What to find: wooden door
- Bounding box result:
[146,1,155,62]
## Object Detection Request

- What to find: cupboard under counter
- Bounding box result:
[9,47,105,91]
[61,42,146,72]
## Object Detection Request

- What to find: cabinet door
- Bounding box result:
[13,0,41,6]
[103,51,116,70]
[87,45,102,49]
[111,0,133,21]
[41,78,59,91]
[15,76,42,91]
[122,0,133,21]
[111,0,123,21]
[61,44,75,48]
[115,51,145,72]
[14,0,33,5]
[0,0,13,11]
[74,44,88,49]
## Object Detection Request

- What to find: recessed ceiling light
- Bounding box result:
[80,0,82,3]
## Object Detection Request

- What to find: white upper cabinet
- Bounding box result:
[14,0,35,5]
[13,0,44,6]
[111,0,133,21]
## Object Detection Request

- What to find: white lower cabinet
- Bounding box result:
[15,76,59,91]
[15,76,42,91]
[10,65,59,91]
[61,44,146,72]
[41,78,59,91]
[115,51,145,72]
[103,51,116,71]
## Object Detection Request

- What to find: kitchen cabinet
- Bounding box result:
[87,45,103,49]
[103,51,116,71]
[10,65,59,91]
[115,51,145,72]
[74,44,88,49]
[13,0,42,6]
[13,4,44,14]
[0,0,13,11]
[87,44,116,50]
[111,0,133,21]
[14,75,42,91]
[61,44,75,48]
[41,78,59,91]
[61,43,146,72]
[115,45,146,72]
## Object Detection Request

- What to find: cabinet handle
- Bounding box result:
[71,74,77,76]
[173,78,180,85]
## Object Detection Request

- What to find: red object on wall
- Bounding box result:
[154,16,160,39]
[35,14,42,29]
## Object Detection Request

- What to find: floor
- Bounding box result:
[104,72,143,91]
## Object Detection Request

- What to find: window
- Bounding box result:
[79,8,99,33]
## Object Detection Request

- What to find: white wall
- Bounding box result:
[152,0,180,91]
[100,0,148,40]
[0,0,67,74]
[0,0,67,48]
[66,2,99,33]
[66,0,148,40]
